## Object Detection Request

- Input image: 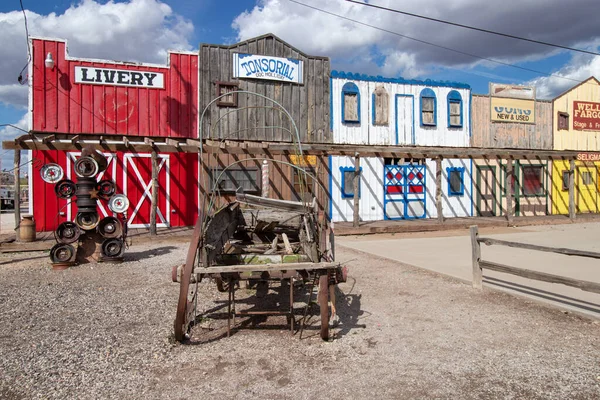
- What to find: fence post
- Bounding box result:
[470,225,482,289]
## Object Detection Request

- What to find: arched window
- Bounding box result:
[447,90,463,127]
[342,82,360,123]
[420,88,437,126]
[372,85,389,126]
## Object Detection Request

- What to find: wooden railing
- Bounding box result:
[470,225,600,294]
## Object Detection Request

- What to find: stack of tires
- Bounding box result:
[41,147,130,269]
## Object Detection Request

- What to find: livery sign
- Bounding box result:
[233,53,303,84]
[74,66,164,88]
[490,97,535,124]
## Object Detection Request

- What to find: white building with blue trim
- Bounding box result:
[329,71,473,222]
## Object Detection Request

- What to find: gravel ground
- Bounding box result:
[1,236,599,399]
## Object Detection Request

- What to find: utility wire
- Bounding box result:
[286,0,587,85]
[345,0,600,57]
[18,0,32,85]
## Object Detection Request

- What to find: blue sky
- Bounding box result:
[1,0,599,169]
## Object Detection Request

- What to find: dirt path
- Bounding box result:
[0,241,598,399]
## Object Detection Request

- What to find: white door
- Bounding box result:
[396,95,414,145]
[123,154,170,228]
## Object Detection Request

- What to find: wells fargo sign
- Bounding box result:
[573,101,600,131]
[490,97,535,124]
[233,53,303,84]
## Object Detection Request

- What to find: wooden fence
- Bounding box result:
[470,225,600,294]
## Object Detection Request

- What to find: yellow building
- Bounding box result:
[552,77,600,214]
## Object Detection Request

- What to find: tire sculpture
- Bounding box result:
[41,146,130,269]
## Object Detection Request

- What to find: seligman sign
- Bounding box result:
[74,66,164,88]
[233,53,303,84]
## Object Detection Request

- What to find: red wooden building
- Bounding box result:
[29,37,199,231]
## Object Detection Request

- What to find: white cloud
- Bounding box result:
[0,113,29,175]
[232,0,600,81]
[529,41,600,99]
[0,0,194,108]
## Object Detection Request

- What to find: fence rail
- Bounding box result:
[470,225,600,295]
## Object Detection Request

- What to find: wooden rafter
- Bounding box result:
[2,132,586,160]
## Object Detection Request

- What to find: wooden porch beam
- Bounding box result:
[569,159,576,221]
[150,149,158,236]
[505,159,514,224]
[353,153,360,228]
[435,157,443,223]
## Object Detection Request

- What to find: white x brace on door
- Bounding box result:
[123,154,170,228]
[66,152,117,222]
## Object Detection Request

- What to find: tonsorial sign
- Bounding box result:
[233,53,303,84]
[74,66,164,89]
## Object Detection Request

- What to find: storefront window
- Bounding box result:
[420,88,437,126]
[522,166,543,196]
[447,167,464,196]
[447,90,463,127]
[210,167,260,193]
[216,82,239,107]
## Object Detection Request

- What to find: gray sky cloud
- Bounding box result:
[233,0,600,91]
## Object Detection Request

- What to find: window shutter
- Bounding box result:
[374,86,389,125]
[344,93,358,121]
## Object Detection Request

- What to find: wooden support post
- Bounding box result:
[14,150,21,241]
[150,149,158,235]
[569,159,576,221]
[261,159,269,198]
[435,157,443,223]
[353,153,360,228]
[470,225,482,289]
[505,159,513,225]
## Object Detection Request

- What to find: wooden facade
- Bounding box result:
[199,33,330,143]
[471,92,553,217]
[329,73,473,222]
[552,77,600,215]
[30,38,198,138]
[471,95,552,149]
[27,37,200,231]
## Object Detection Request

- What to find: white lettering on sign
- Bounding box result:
[233,53,303,84]
[577,153,600,161]
[74,66,164,88]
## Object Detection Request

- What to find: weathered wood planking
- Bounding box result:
[200,152,331,218]
[479,260,600,295]
[471,95,552,149]
[479,237,600,259]
[199,33,331,143]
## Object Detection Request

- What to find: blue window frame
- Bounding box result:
[447,167,465,196]
[340,166,362,198]
[420,88,436,126]
[447,90,463,127]
[342,82,360,123]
